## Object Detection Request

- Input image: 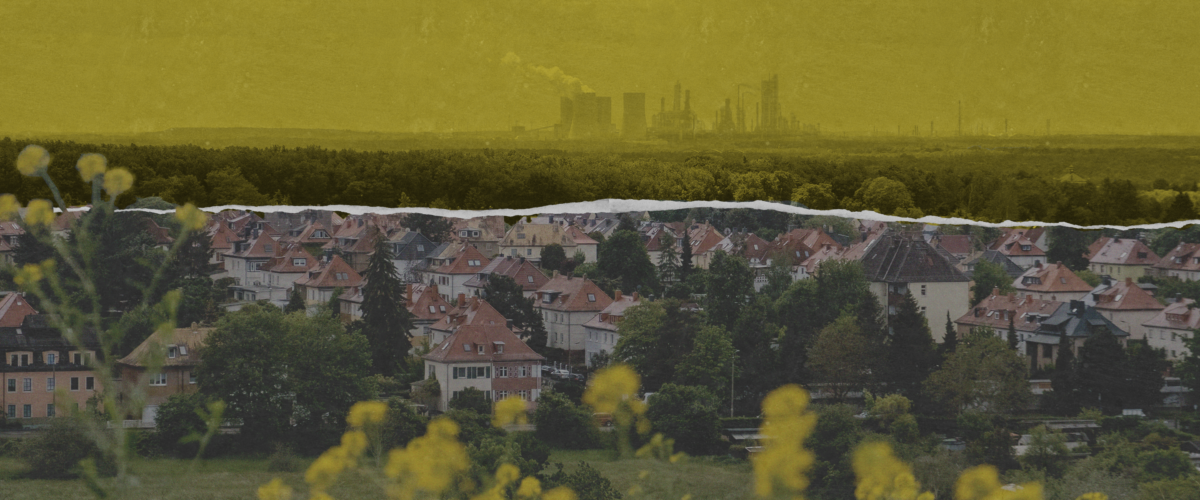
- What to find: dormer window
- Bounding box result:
[179,345,188,356]
[494,342,504,353]
[417,244,424,252]
[1021,245,1031,251]
[527,275,535,283]
[588,294,596,302]
[463,344,471,352]
[293,258,306,266]
[439,305,446,313]
[517,233,526,239]
[168,346,178,359]
[1137,252,1147,259]
[264,244,273,253]
[472,231,480,238]
[477,344,485,354]
[468,259,481,266]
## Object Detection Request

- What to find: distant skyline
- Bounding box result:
[4,1,1200,136]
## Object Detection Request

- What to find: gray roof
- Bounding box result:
[859,232,970,283]
[965,250,1025,280]
[1035,302,1130,339]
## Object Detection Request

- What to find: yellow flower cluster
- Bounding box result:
[954,465,1043,500]
[384,417,471,500]
[493,396,529,428]
[25,199,55,228]
[347,400,388,428]
[0,194,19,221]
[257,478,294,500]
[1074,494,1106,500]
[16,145,50,176]
[14,262,47,288]
[852,442,934,500]
[76,153,107,181]
[583,364,650,434]
[752,384,818,499]
[634,433,685,463]
[103,168,134,197]
[175,203,208,232]
[305,430,369,494]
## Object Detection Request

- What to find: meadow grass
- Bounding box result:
[547,449,757,500]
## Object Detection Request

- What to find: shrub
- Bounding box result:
[535,391,600,449]
[1138,448,1196,483]
[381,397,429,451]
[18,417,116,479]
[544,461,623,500]
[152,393,211,457]
[449,387,492,414]
[645,384,725,455]
[266,445,303,473]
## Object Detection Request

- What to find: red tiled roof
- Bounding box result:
[1143,298,1200,331]
[208,222,238,251]
[1091,278,1165,311]
[263,245,319,274]
[424,324,544,363]
[435,245,491,275]
[294,255,363,289]
[991,228,1046,256]
[464,256,549,292]
[956,289,1064,332]
[431,297,509,332]
[226,233,279,259]
[0,293,38,328]
[118,323,213,368]
[566,225,598,246]
[582,291,643,332]
[1085,237,1112,260]
[1013,262,1093,294]
[1088,238,1159,266]
[1153,242,1200,272]
[937,235,973,256]
[406,284,452,322]
[739,234,774,263]
[536,275,612,313]
[688,223,725,255]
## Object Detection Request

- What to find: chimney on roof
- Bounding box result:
[1070,300,1085,316]
[506,318,513,329]
[458,293,466,305]
[1125,277,1133,285]
[407,284,413,303]
[632,291,639,301]
[992,286,1000,297]
[1056,261,1064,268]
[1176,293,1184,303]
[614,290,622,301]
[552,270,559,279]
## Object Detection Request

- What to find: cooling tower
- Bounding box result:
[622,93,646,139]
[570,92,597,139]
[596,96,612,135]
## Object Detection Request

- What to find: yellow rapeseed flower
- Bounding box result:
[16,145,50,176]
[638,470,650,480]
[954,465,1043,500]
[346,400,388,428]
[543,487,578,500]
[583,364,640,414]
[495,463,521,486]
[76,153,107,181]
[853,441,933,500]
[0,194,20,221]
[1075,495,1107,500]
[385,417,470,500]
[681,495,693,500]
[494,396,529,428]
[103,168,134,196]
[516,477,542,499]
[340,430,368,464]
[752,384,818,499]
[305,446,350,493]
[256,478,293,500]
[25,199,55,228]
[175,203,207,232]
[14,264,43,288]
[627,485,644,497]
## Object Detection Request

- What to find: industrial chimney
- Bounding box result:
[596,96,612,136]
[558,97,574,139]
[623,93,647,139]
[570,92,598,139]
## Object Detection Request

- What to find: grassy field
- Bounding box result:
[0,450,755,500]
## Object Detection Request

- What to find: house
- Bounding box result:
[795,244,846,281]
[423,323,546,412]
[1087,238,1159,280]
[293,255,363,306]
[858,232,971,343]
[2,315,102,422]
[934,234,978,263]
[1150,243,1200,282]
[1142,296,1200,361]
[265,210,337,236]
[583,290,642,367]
[404,284,453,340]
[206,220,239,277]
[643,223,681,267]
[223,231,281,289]
[463,256,549,300]
[141,218,175,250]
[228,244,321,309]
[1083,277,1164,340]
[427,295,512,347]
[0,293,38,328]
[989,228,1048,270]
[1013,262,1094,302]
[390,231,440,284]
[499,222,579,263]
[0,221,23,265]
[1028,300,1130,371]
[424,245,491,303]
[279,220,333,248]
[564,225,599,263]
[452,217,505,258]
[684,222,728,270]
[963,250,1026,281]
[535,274,613,360]
[117,322,212,423]
[955,287,1066,359]
[322,218,384,273]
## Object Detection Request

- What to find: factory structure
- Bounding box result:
[551,74,815,141]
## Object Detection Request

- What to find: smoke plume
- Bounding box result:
[502,52,594,96]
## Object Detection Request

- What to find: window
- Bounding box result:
[587,294,596,302]
[264,244,273,253]
[47,352,57,365]
[528,275,534,283]
[497,367,509,378]
[417,245,425,252]
[6,405,13,419]
[497,390,509,399]
[47,404,54,417]
[429,305,437,313]
[519,366,528,378]
[439,305,446,313]
[71,377,80,390]
[293,258,307,266]
[23,405,31,418]
[73,353,82,365]
[150,373,167,386]
[6,379,13,392]
[179,345,188,356]
[8,354,14,366]
[477,344,485,354]
[1043,344,1053,359]
[21,354,28,366]
[168,346,178,359]
[920,285,926,296]
[519,390,528,401]
[189,372,197,384]
[47,378,55,391]
[86,377,94,391]
[23,378,31,392]
[463,344,472,352]
[517,233,526,239]
[527,249,532,256]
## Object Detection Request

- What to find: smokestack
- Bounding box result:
[673,82,681,112]
[559,97,574,139]
[684,90,691,112]
[570,92,598,139]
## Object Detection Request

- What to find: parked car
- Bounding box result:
[541,365,554,375]
[593,413,614,427]
[551,368,570,378]
[569,373,585,383]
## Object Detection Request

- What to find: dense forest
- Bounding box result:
[5,137,1200,226]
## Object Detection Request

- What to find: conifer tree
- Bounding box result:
[940,311,959,359]
[1007,317,1019,351]
[885,292,940,403]
[361,234,416,377]
[680,230,694,281]
[1048,332,1080,416]
[657,232,680,284]
[285,287,306,314]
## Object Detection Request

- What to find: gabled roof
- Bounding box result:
[263,245,319,274]
[1085,237,1111,261]
[956,289,1065,333]
[535,275,613,312]
[582,291,643,332]
[739,234,774,264]
[937,235,973,256]
[406,284,452,322]
[281,221,333,245]
[430,297,509,333]
[434,245,492,275]
[294,255,363,289]
[565,225,599,246]
[225,233,280,259]
[1143,298,1200,331]
[858,232,969,283]
[118,323,213,368]
[1036,302,1129,338]
[424,324,544,363]
[1153,242,1200,272]
[463,256,549,292]
[208,221,239,252]
[0,221,25,237]
[687,223,725,255]
[1088,238,1159,266]
[1086,277,1164,311]
[142,218,175,246]
[1013,262,1093,294]
[964,250,1026,280]
[501,222,576,248]
[990,228,1046,256]
[798,243,847,274]
[0,293,38,328]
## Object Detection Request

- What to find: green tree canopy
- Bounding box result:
[540,243,567,273]
[703,251,756,332]
[483,274,549,354]
[808,313,879,402]
[361,234,416,377]
[645,384,725,456]
[886,291,941,404]
[596,229,659,296]
[971,260,1016,307]
[924,329,1032,415]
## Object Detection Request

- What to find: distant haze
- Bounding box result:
[4,0,1200,136]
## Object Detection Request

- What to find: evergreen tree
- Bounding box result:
[596,230,659,296]
[1046,226,1095,271]
[285,287,306,314]
[540,244,567,273]
[940,312,959,359]
[1007,317,1019,351]
[360,235,415,377]
[1048,333,1081,416]
[1179,328,1200,398]
[1076,328,1127,414]
[1121,341,1169,411]
[703,251,756,332]
[400,213,454,242]
[656,232,680,285]
[484,274,549,355]
[885,292,940,403]
[680,230,694,281]
[1164,191,1199,222]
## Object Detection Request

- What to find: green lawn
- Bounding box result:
[0,450,755,500]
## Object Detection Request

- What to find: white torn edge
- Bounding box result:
[82,199,1200,230]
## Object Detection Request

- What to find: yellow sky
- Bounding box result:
[3,0,1199,135]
